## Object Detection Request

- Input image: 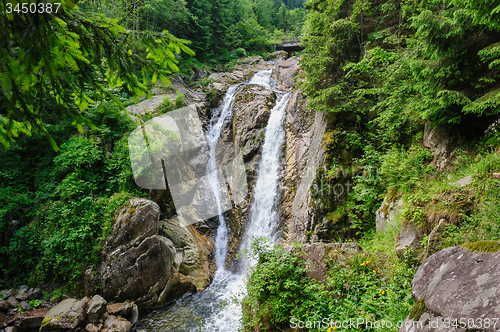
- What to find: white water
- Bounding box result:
[135,68,290,332]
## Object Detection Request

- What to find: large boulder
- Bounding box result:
[12,308,48,331]
[99,198,176,308]
[399,244,500,332]
[160,217,215,291]
[423,122,450,172]
[40,298,88,331]
[273,56,300,91]
[86,295,107,325]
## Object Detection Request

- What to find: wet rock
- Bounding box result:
[399,246,500,332]
[86,295,107,325]
[1,290,15,299]
[160,217,215,293]
[5,326,16,332]
[99,199,177,308]
[7,297,19,308]
[103,315,131,332]
[376,194,404,233]
[282,91,327,244]
[13,308,48,331]
[395,222,425,259]
[106,302,134,318]
[40,298,88,331]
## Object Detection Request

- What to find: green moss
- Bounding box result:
[128,207,136,216]
[408,298,425,321]
[461,240,500,253]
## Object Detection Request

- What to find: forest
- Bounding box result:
[1,0,500,330]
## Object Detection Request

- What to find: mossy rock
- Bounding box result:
[408,297,426,320]
[461,240,500,253]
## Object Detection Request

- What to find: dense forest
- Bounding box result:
[1,0,500,330]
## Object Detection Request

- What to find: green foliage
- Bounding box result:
[243,238,414,331]
[0,0,194,149]
[29,299,42,309]
[462,241,500,253]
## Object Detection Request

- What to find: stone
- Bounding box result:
[285,242,362,283]
[267,50,288,60]
[13,308,48,331]
[376,195,403,233]
[40,298,88,331]
[399,246,500,332]
[17,286,28,295]
[5,326,16,332]
[19,301,30,311]
[274,56,300,91]
[103,315,131,332]
[420,219,448,262]
[0,311,6,327]
[1,290,15,299]
[7,297,19,308]
[99,199,178,308]
[85,323,100,332]
[493,172,500,179]
[395,222,424,259]
[0,299,8,312]
[160,217,215,293]
[106,302,134,318]
[14,293,28,302]
[27,288,42,300]
[453,175,473,187]
[86,295,107,325]
[423,122,450,171]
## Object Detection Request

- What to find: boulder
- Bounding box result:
[40,298,88,331]
[286,242,362,283]
[85,323,100,332]
[267,50,288,60]
[395,222,424,260]
[13,308,48,331]
[160,218,215,292]
[103,315,131,332]
[0,311,6,328]
[19,301,30,311]
[14,293,28,302]
[27,288,42,300]
[0,298,8,312]
[99,199,177,308]
[1,290,16,298]
[399,245,500,332]
[86,295,107,325]
[375,194,403,233]
[7,297,19,308]
[5,326,16,332]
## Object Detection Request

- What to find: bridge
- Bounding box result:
[274,38,304,54]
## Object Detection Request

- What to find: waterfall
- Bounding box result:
[135,68,290,332]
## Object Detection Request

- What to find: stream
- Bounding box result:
[134,68,291,332]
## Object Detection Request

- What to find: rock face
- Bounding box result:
[99,198,177,308]
[207,56,273,107]
[423,122,450,171]
[160,217,215,291]
[86,295,107,325]
[41,298,88,331]
[286,242,362,283]
[399,246,500,332]
[282,90,326,244]
[273,56,301,91]
[376,194,404,233]
[395,222,425,259]
[13,308,48,331]
[99,198,214,308]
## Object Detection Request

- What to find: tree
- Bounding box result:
[0,0,194,149]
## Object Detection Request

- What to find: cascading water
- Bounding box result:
[135,68,290,332]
